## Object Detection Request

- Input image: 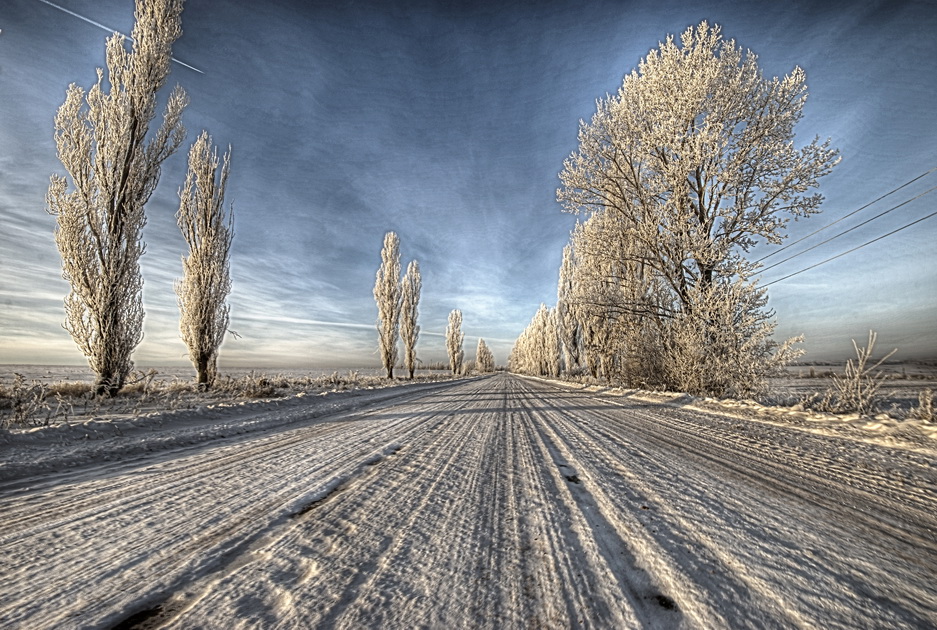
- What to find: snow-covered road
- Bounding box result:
[1,373,934,629]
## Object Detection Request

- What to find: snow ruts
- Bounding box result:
[0,374,934,628]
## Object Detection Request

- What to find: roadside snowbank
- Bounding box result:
[0,378,464,484]
[529,376,937,455]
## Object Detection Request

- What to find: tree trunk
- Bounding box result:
[95,372,123,398]
[196,352,212,389]
[95,306,127,397]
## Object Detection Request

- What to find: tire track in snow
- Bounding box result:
[154,377,508,628]
[4,373,934,628]
[514,376,937,628]
[517,382,806,629]
[0,381,471,629]
[113,443,408,630]
[514,382,708,628]
[157,375,682,628]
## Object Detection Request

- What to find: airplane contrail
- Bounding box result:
[36,0,204,74]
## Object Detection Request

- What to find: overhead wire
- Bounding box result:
[757,184,937,275]
[761,207,937,287]
[753,166,937,264]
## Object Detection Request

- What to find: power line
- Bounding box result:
[753,166,937,264]
[761,208,937,287]
[757,184,937,275]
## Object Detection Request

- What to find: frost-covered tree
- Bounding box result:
[556,244,582,374]
[509,304,561,377]
[567,212,663,385]
[46,0,188,396]
[543,306,562,378]
[556,21,837,396]
[475,338,495,373]
[446,309,465,375]
[175,132,233,388]
[400,260,422,379]
[559,21,839,295]
[374,232,402,379]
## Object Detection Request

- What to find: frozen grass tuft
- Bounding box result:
[0,375,51,429]
[0,369,458,428]
[829,331,896,416]
[909,389,935,423]
[799,331,897,417]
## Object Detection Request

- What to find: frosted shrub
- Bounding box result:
[660,280,804,398]
[214,372,278,398]
[0,375,50,428]
[828,331,896,416]
[909,389,935,423]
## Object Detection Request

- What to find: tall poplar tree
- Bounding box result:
[374,232,402,379]
[175,132,234,388]
[446,309,464,375]
[47,0,188,396]
[400,260,422,379]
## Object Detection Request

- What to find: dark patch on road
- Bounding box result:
[110,605,164,630]
[654,594,677,610]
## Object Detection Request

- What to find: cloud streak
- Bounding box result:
[234,312,454,339]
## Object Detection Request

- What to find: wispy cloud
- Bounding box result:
[235,313,375,331]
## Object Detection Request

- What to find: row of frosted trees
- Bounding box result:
[508,305,560,378]
[475,338,495,373]
[373,232,424,379]
[510,22,839,398]
[47,0,489,395]
[374,233,494,378]
[48,0,234,395]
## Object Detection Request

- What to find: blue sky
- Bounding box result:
[1,0,935,370]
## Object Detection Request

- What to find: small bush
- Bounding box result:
[830,331,896,416]
[0,374,50,428]
[799,390,837,413]
[909,389,935,423]
[119,369,160,396]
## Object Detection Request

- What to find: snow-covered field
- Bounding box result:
[766,361,937,414]
[1,373,935,628]
[0,365,397,388]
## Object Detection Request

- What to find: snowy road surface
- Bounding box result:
[1,373,935,628]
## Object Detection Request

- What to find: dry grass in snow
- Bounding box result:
[0,367,458,430]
